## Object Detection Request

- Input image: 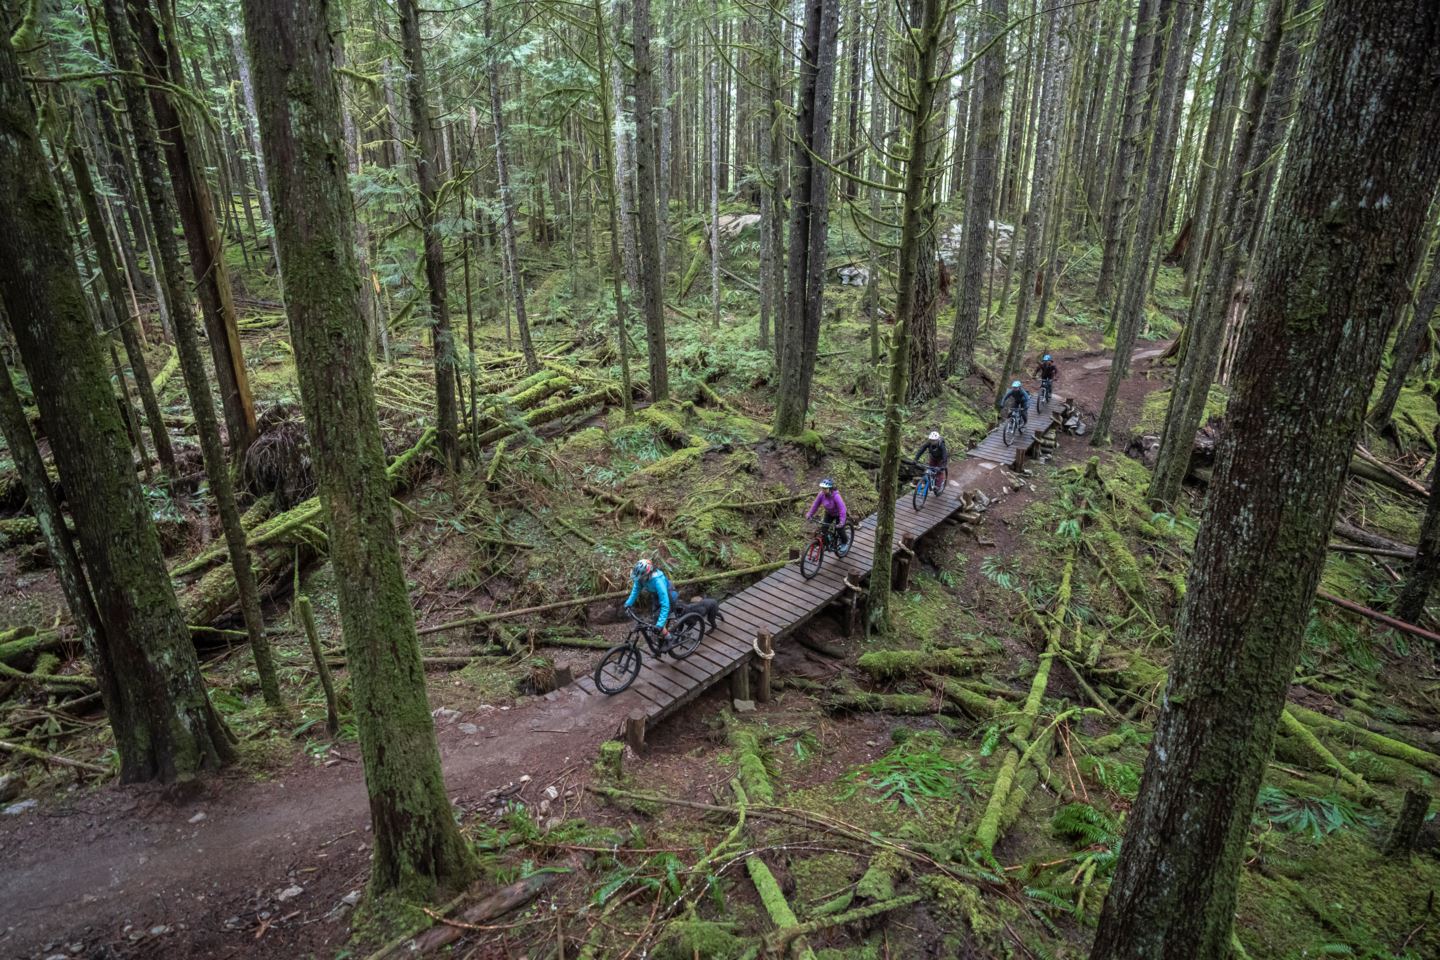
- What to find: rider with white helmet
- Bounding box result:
[914,430,950,485]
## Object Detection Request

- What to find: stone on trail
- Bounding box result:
[3,798,38,815]
[0,771,23,803]
[733,699,756,713]
[277,885,303,902]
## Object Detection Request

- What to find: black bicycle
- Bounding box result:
[1038,377,1054,411]
[594,608,707,694]
[1002,399,1029,447]
[911,460,948,511]
[800,517,856,580]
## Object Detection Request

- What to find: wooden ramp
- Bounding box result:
[568,398,1056,731]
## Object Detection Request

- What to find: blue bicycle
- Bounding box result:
[911,460,948,511]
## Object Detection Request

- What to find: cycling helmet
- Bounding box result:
[632,559,654,579]
[818,478,836,491]
[928,431,941,441]
[1012,380,1022,389]
[1042,355,1051,362]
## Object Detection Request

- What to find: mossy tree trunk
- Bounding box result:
[943,0,1006,378]
[240,0,477,899]
[67,143,176,479]
[867,0,948,631]
[484,0,538,375]
[772,0,840,436]
[0,28,233,781]
[106,0,282,710]
[1091,1,1440,954]
[589,0,634,414]
[1149,0,1298,507]
[127,0,257,457]
[1369,260,1440,429]
[398,0,463,468]
[1395,468,1440,628]
[1091,0,1194,445]
[632,0,670,401]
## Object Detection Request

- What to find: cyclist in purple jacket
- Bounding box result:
[805,478,849,546]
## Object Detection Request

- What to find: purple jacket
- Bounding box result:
[806,489,847,525]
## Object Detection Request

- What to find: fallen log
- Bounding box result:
[1332,521,1415,557]
[1328,542,1416,560]
[1352,447,1428,500]
[0,739,109,775]
[1315,589,1440,649]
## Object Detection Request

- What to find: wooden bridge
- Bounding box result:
[568,395,1054,740]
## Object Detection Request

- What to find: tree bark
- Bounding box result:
[944,0,1006,377]
[1091,1,1440,954]
[240,0,478,899]
[591,0,634,413]
[773,0,840,436]
[1396,457,1440,626]
[1369,261,1440,428]
[0,26,234,782]
[632,0,670,400]
[398,0,463,467]
[129,0,258,457]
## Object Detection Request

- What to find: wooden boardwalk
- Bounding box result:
[569,394,1051,728]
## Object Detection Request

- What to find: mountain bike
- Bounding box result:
[1038,377,1053,412]
[800,517,856,580]
[911,460,948,511]
[1002,399,1028,447]
[594,608,707,694]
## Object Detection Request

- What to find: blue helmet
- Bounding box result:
[819,478,836,491]
[632,559,653,579]
[1042,355,1051,362]
[1012,380,1022,389]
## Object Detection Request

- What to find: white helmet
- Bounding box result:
[928,431,941,441]
[1012,380,1022,389]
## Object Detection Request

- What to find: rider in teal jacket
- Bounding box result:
[625,559,677,631]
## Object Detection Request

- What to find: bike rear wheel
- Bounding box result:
[912,476,928,511]
[666,613,706,659]
[595,643,642,694]
[834,521,857,558]
[800,535,825,579]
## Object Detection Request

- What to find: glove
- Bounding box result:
[661,627,671,639]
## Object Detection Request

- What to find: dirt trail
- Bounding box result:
[0,341,1172,960]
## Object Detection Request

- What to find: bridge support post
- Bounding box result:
[895,534,916,592]
[624,711,647,754]
[730,662,751,702]
[843,577,865,638]
[756,632,773,703]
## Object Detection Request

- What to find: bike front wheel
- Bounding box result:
[800,535,825,579]
[666,613,706,659]
[834,521,857,558]
[912,477,929,511]
[1003,416,1017,446]
[595,643,642,694]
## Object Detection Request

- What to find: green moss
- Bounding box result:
[919,874,1002,941]
[857,647,973,681]
[791,852,858,909]
[654,920,748,960]
[854,850,907,901]
[633,444,704,482]
[1138,385,1228,435]
[728,728,775,804]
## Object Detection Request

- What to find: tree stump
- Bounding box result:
[1384,788,1430,855]
[895,535,916,592]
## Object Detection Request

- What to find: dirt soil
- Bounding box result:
[0,342,1173,960]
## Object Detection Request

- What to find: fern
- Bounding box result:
[981,555,1023,592]
[842,738,980,812]
[1051,803,1121,847]
[1255,787,1379,841]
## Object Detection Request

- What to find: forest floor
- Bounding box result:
[4,239,1439,960]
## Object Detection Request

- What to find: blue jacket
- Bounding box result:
[625,569,677,628]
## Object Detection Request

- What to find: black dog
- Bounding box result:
[683,596,724,630]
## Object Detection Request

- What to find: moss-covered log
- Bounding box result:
[858,647,978,681]
[746,857,817,960]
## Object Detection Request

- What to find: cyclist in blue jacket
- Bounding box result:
[1003,380,1031,427]
[624,558,677,634]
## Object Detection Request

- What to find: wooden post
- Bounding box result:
[895,534,915,592]
[788,546,800,562]
[730,661,752,701]
[756,632,773,703]
[624,711,647,754]
[553,662,574,689]
[845,594,863,637]
[1011,443,1027,472]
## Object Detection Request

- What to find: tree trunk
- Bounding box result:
[68,144,176,477]
[1149,0,1302,507]
[1396,454,1440,626]
[130,0,258,457]
[240,0,478,899]
[944,0,1006,378]
[632,0,670,401]
[1369,262,1440,428]
[485,0,538,374]
[773,0,840,436]
[1091,0,1194,445]
[762,0,788,357]
[0,27,234,781]
[592,0,634,413]
[997,0,1071,400]
[398,0,463,467]
[1091,1,1440,954]
[868,0,947,630]
[707,0,722,329]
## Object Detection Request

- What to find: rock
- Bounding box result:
[2,798,37,815]
[837,265,870,287]
[544,816,562,831]
[732,699,756,713]
[544,786,559,801]
[277,885,304,902]
[188,811,206,824]
[341,890,362,907]
[539,799,551,816]
[0,771,23,803]
[458,723,478,735]
[715,213,761,239]
[519,774,532,784]
[44,954,68,960]
[431,707,461,724]
[148,925,171,937]
[67,943,84,955]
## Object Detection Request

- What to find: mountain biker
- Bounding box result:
[624,558,677,636]
[1003,380,1031,427]
[1034,354,1058,399]
[805,478,849,546]
[914,431,949,486]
